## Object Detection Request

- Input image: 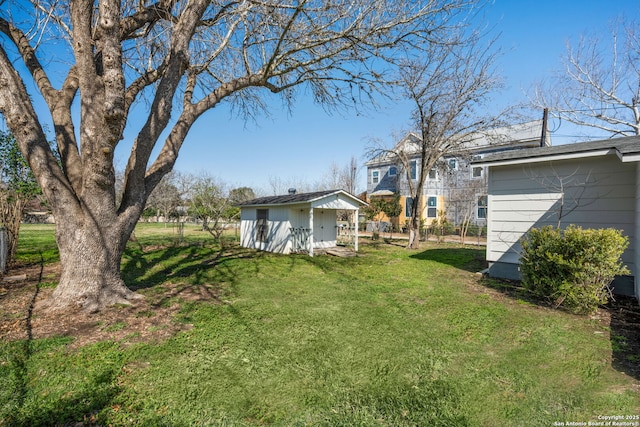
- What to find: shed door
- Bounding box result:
[313,210,336,248]
[256,209,269,242]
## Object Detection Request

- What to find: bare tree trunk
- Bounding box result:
[407,216,421,249]
[407,193,422,249]
[41,219,141,312]
[0,192,26,271]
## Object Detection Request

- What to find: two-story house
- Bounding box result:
[365,120,550,231]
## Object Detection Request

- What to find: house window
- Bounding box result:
[427,196,437,218]
[477,195,487,219]
[448,159,457,170]
[405,197,413,217]
[472,166,483,179]
[372,170,379,184]
[409,160,417,180]
[256,209,269,242]
[389,166,397,177]
[428,168,437,180]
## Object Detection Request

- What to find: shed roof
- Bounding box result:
[238,189,367,208]
[473,135,640,167]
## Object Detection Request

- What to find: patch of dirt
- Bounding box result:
[607,295,640,380]
[0,262,226,350]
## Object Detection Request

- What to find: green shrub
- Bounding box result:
[520,225,629,314]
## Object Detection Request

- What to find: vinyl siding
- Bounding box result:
[487,155,636,274]
[240,207,292,253]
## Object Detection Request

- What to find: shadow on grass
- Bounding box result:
[607,295,640,381]
[121,241,264,306]
[1,253,121,426]
[2,365,121,427]
[481,276,640,382]
[409,247,487,272]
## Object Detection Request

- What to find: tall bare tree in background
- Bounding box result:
[267,156,360,196]
[0,0,474,312]
[319,156,360,194]
[146,171,182,224]
[371,28,503,249]
[447,177,485,244]
[188,174,235,242]
[532,19,640,137]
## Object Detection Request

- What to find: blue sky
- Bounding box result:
[157,0,639,194]
[4,1,639,194]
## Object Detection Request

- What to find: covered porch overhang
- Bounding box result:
[290,206,361,257]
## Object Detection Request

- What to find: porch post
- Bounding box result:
[309,207,314,257]
[354,208,359,252]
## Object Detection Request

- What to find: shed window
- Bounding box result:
[427,196,437,218]
[256,209,269,242]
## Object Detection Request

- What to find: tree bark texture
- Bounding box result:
[45,218,141,312]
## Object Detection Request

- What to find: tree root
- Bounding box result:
[38,283,145,314]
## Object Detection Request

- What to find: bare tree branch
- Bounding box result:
[369,26,503,248]
[531,19,640,137]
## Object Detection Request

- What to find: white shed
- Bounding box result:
[473,136,640,300]
[238,189,367,256]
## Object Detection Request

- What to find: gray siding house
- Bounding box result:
[473,136,640,299]
[365,120,549,229]
[238,189,367,256]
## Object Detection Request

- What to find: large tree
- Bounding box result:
[532,19,640,137]
[372,28,503,248]
[0,0,471,311]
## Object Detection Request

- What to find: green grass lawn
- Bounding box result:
[2,223,639,426]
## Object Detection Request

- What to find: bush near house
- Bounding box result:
[520,225,629,314]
